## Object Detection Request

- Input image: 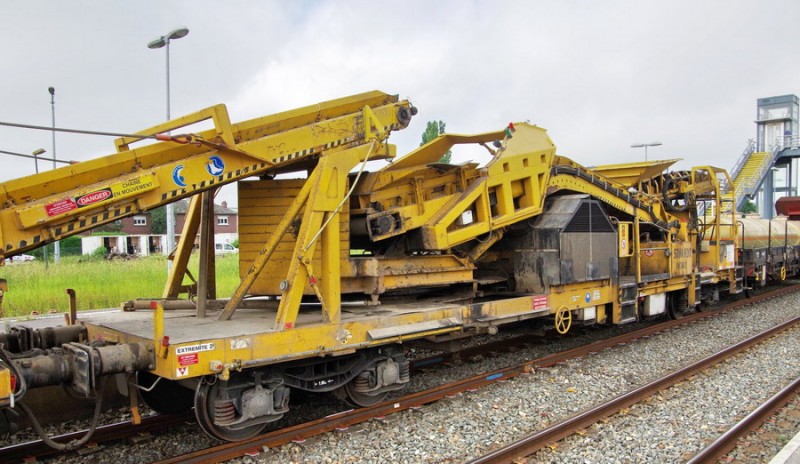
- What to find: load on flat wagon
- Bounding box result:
[738,198,800,285]
[0,91,747,444]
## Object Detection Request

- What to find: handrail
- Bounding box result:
[773,134,800,151]
[725,139,757,189]
[728,135,796,210]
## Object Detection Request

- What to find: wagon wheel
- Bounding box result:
[332,378,388,408]
[667,290,688,320]
[194,377,268,442]
[554,306,572,335]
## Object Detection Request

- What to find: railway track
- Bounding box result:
[467,313,800,463]
[689,374,800,463]
[0,412,193,463]
[4,283,798,463]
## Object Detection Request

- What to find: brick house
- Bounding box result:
[81,200,238,256]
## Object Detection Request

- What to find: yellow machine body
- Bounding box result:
[0,92,740,384]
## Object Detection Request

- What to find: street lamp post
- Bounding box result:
[630,141,663,162]
[49,87,60,263]
[32,148,45,174]
[33,148,48,267]
[0,149,75,165]
[148,27,189,267]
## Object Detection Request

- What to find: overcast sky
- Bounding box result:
[2,1,799,208]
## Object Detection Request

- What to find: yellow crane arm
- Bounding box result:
[0,91,415,258]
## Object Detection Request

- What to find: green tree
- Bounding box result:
[60,236,83,256]
[739,199,758,214]
[150,207,167,234]
[420,120,452,164]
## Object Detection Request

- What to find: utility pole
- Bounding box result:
[148,27,189,271]
[50,86,60,263]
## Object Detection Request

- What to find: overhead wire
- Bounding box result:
[0,120,195,144]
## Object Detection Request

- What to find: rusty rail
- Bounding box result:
[687,375,800,463]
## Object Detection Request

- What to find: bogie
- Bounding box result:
[190,347,409,441]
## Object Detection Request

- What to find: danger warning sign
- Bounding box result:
[44,198,78,217]
[178,353,198,366]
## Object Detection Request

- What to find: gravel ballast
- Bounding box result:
[528,326,800,463]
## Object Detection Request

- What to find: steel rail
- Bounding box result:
[156,285,800,464]
[466,315,800,464]
[687,374,800,464]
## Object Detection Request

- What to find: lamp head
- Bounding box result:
[167,27,189,41]
[148,37,167,49]
[32,148,46,156]
[48,87,55,96]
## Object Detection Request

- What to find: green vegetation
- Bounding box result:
[150,206,167,234]
[28,236,83,260]
[420,120,452,164]
[739,199,758,214]
[1,254,241,317]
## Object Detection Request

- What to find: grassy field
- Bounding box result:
[0,254,241,318]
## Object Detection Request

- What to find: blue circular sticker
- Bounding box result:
[206,155,225,176]
[172,165,186,187]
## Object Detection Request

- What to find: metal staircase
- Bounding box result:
[719,140,781,212]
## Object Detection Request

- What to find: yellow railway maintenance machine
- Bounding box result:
[0,91,740,443]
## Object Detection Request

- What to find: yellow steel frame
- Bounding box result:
[269,144,371,329]
[0,91,412,259]
[163,194,204,299]
[85,277,618,381]
[219,100,409,324]
[695,166,739,284]
[353,124,693,254]
[420,125,556,249]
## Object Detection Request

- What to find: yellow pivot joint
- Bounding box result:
[363,105,387,142]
